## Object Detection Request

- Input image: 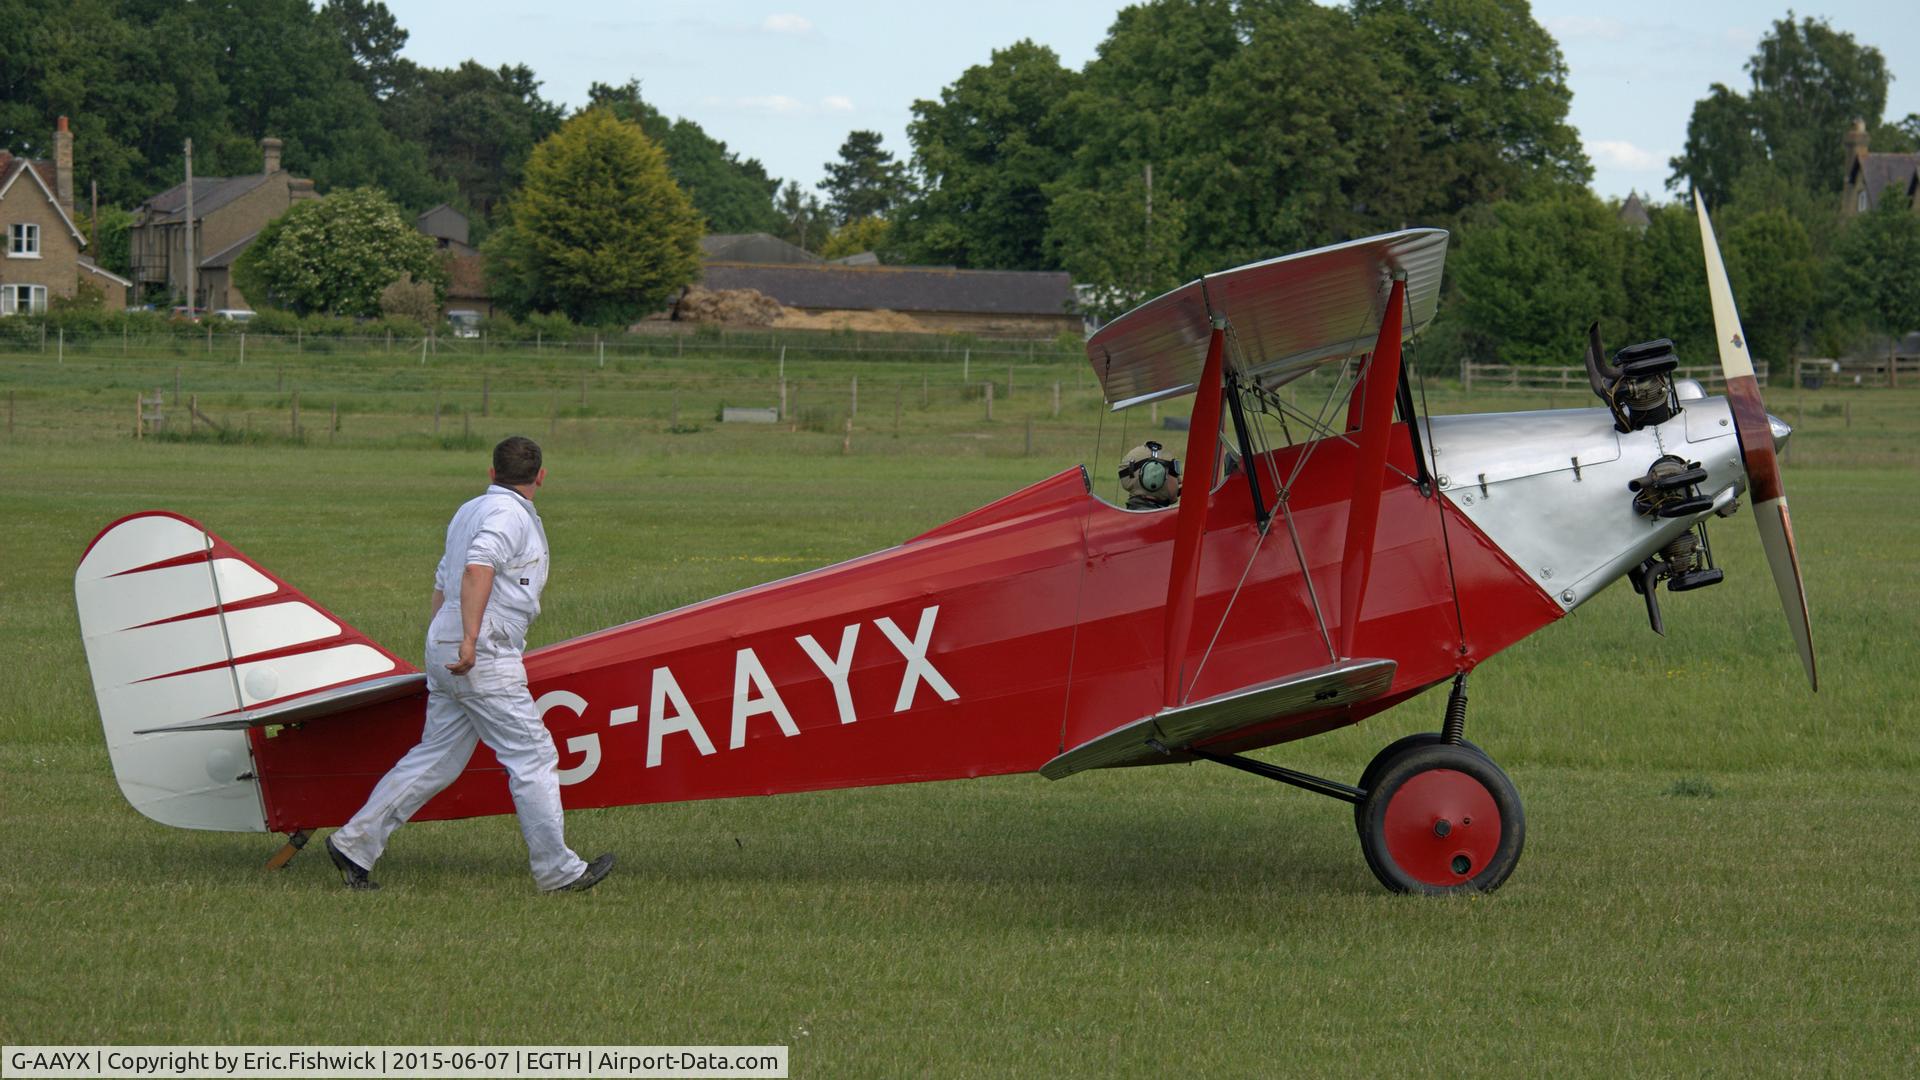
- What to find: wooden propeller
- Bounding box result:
[1694,193,1817,690]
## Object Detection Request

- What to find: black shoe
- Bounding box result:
[326,836,379,891]
[553,853,614,893]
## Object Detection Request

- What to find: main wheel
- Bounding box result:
[1354,733,1485,831]
[1357,744,1524,895]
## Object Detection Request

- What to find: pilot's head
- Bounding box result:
[1119,441,1181,507]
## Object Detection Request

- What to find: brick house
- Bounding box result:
[128,137,318,310]
[0,117,131,314]
[1841,119,1920,216]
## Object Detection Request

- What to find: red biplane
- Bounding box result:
[75,201,1813,894]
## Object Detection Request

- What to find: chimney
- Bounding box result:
[261,136,283,175]
[1843,118,1870,165]
[53,116,74,218]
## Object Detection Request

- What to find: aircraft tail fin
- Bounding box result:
[75,511,417,832]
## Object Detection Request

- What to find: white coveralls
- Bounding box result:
[331,484,588,889]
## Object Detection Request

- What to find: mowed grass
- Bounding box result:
[2,346,1918,1075]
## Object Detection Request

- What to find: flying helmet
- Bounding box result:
[1118,441,1181,504]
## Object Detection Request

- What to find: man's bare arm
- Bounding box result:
[447,564,495,675]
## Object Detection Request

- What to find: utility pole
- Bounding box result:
[183,139,196,313]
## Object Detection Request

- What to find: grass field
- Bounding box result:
[3,342,1917,1076]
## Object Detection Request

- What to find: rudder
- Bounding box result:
[75,511,416,832]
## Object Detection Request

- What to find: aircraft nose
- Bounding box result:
[1768,413,1792,454]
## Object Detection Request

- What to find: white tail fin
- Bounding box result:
[75,512,415,832]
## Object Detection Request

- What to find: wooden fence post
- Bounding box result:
[1052,381,1061,418]
[985,381,994,420]
[850,375,858,417]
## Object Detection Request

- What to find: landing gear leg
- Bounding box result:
[264,829,311,870]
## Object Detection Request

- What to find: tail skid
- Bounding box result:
[75,511,416,832]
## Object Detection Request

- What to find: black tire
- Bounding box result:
[1356,743,1524,896]
[1354,733,1486,831]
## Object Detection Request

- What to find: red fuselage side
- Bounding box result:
[251,429,1561,831]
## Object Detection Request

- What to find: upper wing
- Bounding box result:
[1085,228,1449,409]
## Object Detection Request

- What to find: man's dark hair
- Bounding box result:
[493,436,542,486]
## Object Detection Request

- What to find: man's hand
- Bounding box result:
[447,638,477,675]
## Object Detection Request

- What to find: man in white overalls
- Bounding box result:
[327,436,613,892]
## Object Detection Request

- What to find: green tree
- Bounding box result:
[233,187,444,316]
[1620,201,1713,364]
[320,0,411,99]
[1829,196,1920,365]
[1723,206,1818,367]
[1449,191,1628,363]
[1670,14,1891,205]
[819,131,908,225]
[79,205,135,279]
[777,181,827,252]
[383,61,565,216]
[1047,176,1188,321]
[585,81,782,234]
[820,216,893,261]
[484,109,703,324]
[896,41,1079,269]
[1030,0,1588,288]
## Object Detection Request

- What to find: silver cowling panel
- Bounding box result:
[1426,402,1744,610]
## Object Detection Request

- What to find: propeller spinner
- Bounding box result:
[1693,193,1818,690]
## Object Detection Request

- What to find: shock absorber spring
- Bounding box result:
[1442,674,1468,744]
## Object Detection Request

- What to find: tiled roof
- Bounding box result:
[199,231,258,269]
[701,263,1077,316]
[141,174,272,223]
[1851,153,1920,208]
[700,232,821,265]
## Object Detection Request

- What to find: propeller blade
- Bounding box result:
[1694,192,1817,690]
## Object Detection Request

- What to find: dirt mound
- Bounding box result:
[773,307,932,333]
[673,285,784,326]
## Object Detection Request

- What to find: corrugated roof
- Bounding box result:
[702,263,1076,316]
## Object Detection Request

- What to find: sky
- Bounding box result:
[380,0,1919,207]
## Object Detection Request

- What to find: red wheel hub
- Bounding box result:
[1381,768,1501,887]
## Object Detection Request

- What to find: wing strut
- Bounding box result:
[1163,316,1228,707]
[1337,274,1408,659]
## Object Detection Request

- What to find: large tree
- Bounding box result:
[382,61,564,216]
[585,81,782,234]
[1448,191,1629,364]
[1669,14,1892,206]
[1829,196,1920,365]
[896,40,1079,269]
[233,187,444,316]
[484,109,703,324]
[818,131,908,226]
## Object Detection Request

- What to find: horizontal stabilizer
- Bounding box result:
[134,672,426,734]
[1040,659,1396,780]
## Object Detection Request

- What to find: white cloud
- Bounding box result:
[703,94,811,114]
[1589,139,1665,171]
[1546,16,1626,41]
[822,95,854,112]
[762,13,813,35]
